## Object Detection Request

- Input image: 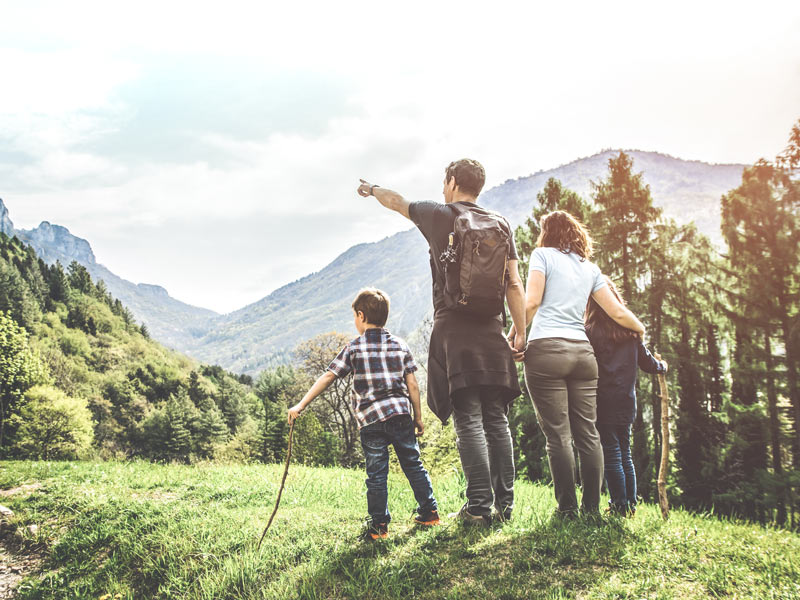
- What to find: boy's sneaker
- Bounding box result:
[414,509,441,526]
[448,503,491,526]
[360,519,388,541]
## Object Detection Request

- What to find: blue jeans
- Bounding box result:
[597,423,637,511]
[360,414,437,524]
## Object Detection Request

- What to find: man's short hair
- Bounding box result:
[352,288,390,327]
[445,158,486,198]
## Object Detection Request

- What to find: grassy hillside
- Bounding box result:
[1,461,798,599]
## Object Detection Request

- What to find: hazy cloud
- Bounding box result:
[1,0,799,312]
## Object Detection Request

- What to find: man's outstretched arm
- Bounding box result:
[358,179,412,220]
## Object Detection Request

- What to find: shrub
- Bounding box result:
[11,384,94,459]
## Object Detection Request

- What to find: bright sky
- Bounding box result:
[2,0,799,313]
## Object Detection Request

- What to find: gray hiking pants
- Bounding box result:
[451,386,515,516]
[523,337,603,513]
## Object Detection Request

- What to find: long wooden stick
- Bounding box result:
[655,354,670,521]
[258,420,294,548]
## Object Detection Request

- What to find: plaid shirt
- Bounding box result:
[327,328,418,429]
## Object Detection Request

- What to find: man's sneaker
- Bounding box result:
[414,509,441,526]
[360,519,388,541]
[448,503,491,526]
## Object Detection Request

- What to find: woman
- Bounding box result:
[585,276,667,516]
[508,211,645,515]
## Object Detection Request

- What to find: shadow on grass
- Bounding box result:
[293,514,640,600]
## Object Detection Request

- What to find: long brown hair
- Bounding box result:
[536,210,593,260]
[585,276,639,344]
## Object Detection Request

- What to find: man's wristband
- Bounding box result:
[370,184,380,196]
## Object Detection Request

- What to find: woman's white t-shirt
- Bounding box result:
[527,247,607,342]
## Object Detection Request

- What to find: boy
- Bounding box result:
[288,288,440,540]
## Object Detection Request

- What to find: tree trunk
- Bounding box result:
[655,353,670,520]
[765,332,787,525]
[780,317,799,528]
[0,398,5,449]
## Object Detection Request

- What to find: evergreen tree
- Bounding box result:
[591,151,662,307]
[195,396,229,458]
[164,392,195,462]
[47,262,69,303]
[255,365,300,462]
[721,143,800,523]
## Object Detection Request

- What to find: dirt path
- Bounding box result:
[0,485,44,599]
[0,545,41,600]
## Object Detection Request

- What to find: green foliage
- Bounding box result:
[508,126,800,527]
[293,410,339,466]
[294,332,361,467]
[0,311,50,452]
[0,232,266,464]
[10,385,93,459]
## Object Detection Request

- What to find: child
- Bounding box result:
[288,288,440,540]
[585,276,667,516]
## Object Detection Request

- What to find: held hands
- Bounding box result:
[506,325,526,362]
[414,417,425,437]
[287,404,303,424]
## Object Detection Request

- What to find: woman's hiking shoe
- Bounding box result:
[448,503,491,526]
[360,520,388,541]
[414,509,441,526]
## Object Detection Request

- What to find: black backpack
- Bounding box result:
[439,204,511,319]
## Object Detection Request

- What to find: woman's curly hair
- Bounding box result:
[536,210,593,260]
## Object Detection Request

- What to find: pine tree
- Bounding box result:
[164,393,194,462]
[721,144,800,524]
[195,396,229,458]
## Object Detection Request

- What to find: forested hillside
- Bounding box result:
[0,234,313,464]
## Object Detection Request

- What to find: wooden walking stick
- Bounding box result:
[258,420,295,549]
[655,353,670,521]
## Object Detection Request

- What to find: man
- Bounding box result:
[357,159,526,523]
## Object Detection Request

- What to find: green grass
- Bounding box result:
[1,461,798,599]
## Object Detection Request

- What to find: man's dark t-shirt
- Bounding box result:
[408,200,522,422]
[408,201,519,316]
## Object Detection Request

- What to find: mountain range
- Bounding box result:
[1,150,746,374]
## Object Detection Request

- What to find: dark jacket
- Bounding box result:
[587,333,666,426]
[409,200,521,422]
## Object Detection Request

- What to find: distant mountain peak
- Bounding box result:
[22,221,97,265]
[137,283,170,297]
[0,198,13,235]
[0,199,218,347]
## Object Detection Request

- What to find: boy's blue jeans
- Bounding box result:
[360,414,437,525]
[597,423,637,512]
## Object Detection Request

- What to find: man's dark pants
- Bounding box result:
[360,414,437,524]
[451,386,515,517]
